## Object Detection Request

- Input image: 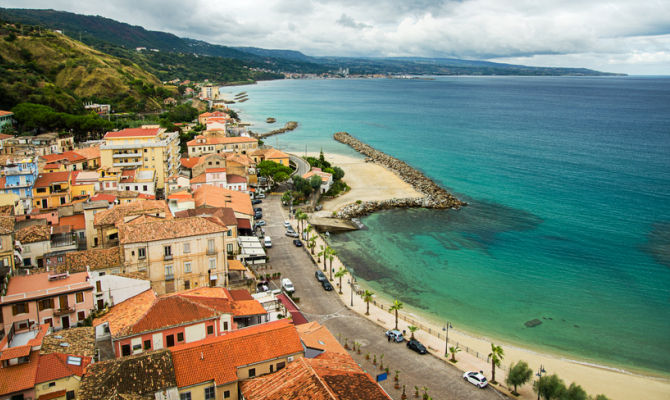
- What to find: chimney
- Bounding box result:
[200,352,204,361]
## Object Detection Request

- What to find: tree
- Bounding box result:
[533,374,566,400]
[160,103,198,123]
[334,267,348,294]
[506,360,533,395]
[363,290,374,315]
[448,346,461,362]
[564,383,588,400]
[317,244,325,263]
[281,191,292,205]
[309,234,317,255]
[296,211,308,235]
[487,343,504,384]
[389,299,404,330]
[309,174,323,191]
[407,325,418,340]
[327,247,337,280]
[274,171,289,182]
[322,246,332,272]
[332,166,345,181]
[593,395,610,400]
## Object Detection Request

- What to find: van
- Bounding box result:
[264,236,272,248]
[281,278,295,294]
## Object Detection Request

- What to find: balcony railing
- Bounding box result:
[165,274,174,281]
[112,161,143,168]
[207,248,217,255]
[54,306,74,316]
[164,254,173,261]
[113,152,142,158]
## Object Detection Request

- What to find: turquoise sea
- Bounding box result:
[226,77,670,375]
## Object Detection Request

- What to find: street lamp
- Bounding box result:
[349,275,356,307]
[443,322,453,357]
[536,365,546,400]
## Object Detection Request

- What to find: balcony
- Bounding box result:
[113,152,142,158]
[112,161,143,168]
[165,274,174,281]
[207,248,217,256]
[54,306,74,316]
[4,167,36,176]
[163,254,173,261]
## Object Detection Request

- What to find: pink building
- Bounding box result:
[0,271,94,335]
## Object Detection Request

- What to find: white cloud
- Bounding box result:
[3,0,670,74]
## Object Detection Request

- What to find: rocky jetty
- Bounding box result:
[251,121,298,139]
[333,131,466,218]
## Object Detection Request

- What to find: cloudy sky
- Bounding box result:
[4,0,670,74]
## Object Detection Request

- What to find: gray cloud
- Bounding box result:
[3,0,669,74]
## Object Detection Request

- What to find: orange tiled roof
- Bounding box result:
[0,345,31,361]
[73,146,100,160]
[38,389,66,400]
[224,152,255,167]
[130,296,220,335]
[93,200,170,226]
[3,272,92,301]
[240,352,391,400]
[187,135,257,146]
[0,351,39,396]
[104,127,160,139]
[171,319,302,388]
[0,110,12,117]
[206,167,226,173]
[35,353,92,384]
[92,289,157,337]
[61,247,122,273]
[34,171,71,188]
[118,216,226,244]
[41,151,86,164]
[180,157,200,169]
[226,174,246,183]
[0,133,12,140]
[89,193,116,203]
[296,322,349,356]
[193,185,253,216]
[0,215,15,235]
[58,214,85,231]
[232,300,267,316]
[190,174,206,184]
[16,225,51,243]
[228,260,247,271]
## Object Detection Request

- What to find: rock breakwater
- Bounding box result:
[333,131,466,218]
[251,121,298,139]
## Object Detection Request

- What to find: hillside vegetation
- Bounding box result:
[0,22,174,113]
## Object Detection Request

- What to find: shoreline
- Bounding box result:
[310,150,670,400]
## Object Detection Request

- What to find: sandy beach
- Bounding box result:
[307,151,670,400]
[316,152,424,214]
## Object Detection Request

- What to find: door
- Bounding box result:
[166,334,175,347]
[61,316,70,329]
[41,199,48,208]
[121,344,131,356]
[59,295,68,310]
[97,299,104,309]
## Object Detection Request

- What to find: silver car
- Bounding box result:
[463,371,488,388]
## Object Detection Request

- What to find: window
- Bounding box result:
[223,321,228,331]
[76,292,84,303]
[166,334,175,348]
[183,243,190,253]
[121,344,131,356]
[223,390,230,398]
[165,265,174,280]
[204,386,215,400]
[96,281,102,292]
[180,393,192,400]
[277,362,286,371]
[184,262,191,273]
[177,332,184,342]
[227,243,233,254]
[207,325,214,335]
[38,298,53,311]
[12,302,28,315]
[227,229,232,237]
[248,368,256,378]
[207,239,215,253]
[209,258,216,270]
[144,340,151,350]
[184,280,190,290]
[270,364,274,373]
[66,391,75,400]
[57,256,63,263]
[48,382,56,387]
[138,247,146,259]
[164,246,172,257]
[78,311,85,321]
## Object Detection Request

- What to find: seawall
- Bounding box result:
[333,131,466,218]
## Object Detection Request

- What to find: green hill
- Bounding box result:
[0,22,174,112]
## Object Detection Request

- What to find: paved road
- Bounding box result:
[289,153,310,176]
[260,195,504,400]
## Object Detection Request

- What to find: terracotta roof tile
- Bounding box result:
[226,174,246,183]
[0,215,16,235]
[94,200,171,226]
[93,290,157,337]
[187,135,257,146]
[232,300,268,316]
[59,247,122,273]
[190,174,206,184]
[180,157,200,169]
[296,322,348,356]
[73,146,101,160]
[38,389,67,400]
[171,320,302,388]
[41,151,86,164]
[34,171,71,188]
[227,260,247,272]
[3,272,92,301]
[58,214,85,231]
[118,216,226,244]
[35,353,92,384]
[0,345,31,361]
[129,296,220,335]
[16,224,51,243]
[40,327,96,357]
[90,193,117,203]
[174,206,236,227]
[78,350,176,400]
[0,351,39,396]
[228,289,253,300]
[193,185,252,216]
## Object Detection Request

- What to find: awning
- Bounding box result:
[210,274,218,280]
[228,259,247,271]
[237,218,251,230]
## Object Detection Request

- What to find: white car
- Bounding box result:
[284,220,292,228]
[463,371,488,388]
[281,278,295,294]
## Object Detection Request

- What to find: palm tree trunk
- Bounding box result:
[395,310,399,330]
[366,301,370,315]
[491,360,496,383]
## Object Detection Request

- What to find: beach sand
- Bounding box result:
[317,152,424,214]
[304,151,670,400]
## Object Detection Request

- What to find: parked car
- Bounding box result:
[252,199,263,205]
[264,236,272,248]
[285,231,299,238]
[385,329,404,343]
[254,212,263,219]
[281,278,295,294]
[255,193,266,199]
[463,371,488,389]
[284,220,291,228]
[254,207,262,213]
[315,270,327,282]
[322,280,333,291]
[256,280,270,293]
[255,220,266,227]
[293,239,303,247]
[406,339,427,354]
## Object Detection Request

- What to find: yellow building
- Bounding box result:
[250,148,290,167]
[187,135,258,157]
[0,215,15,271]
[119,216,228,295]
[32,171,71,209]
[70,171,99,199]
[100,126,179,190]
[34,353,92,400]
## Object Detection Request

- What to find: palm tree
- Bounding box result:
[448,346,461,362]
[297,210,308,234]
[304,225,313,242]
[363,290,374,315]
[317,245,325,263]
[389,299,404,330]
[487,343,504,384]
[407,325,418,340]
[334,267,348,294]
[322,246,332,272]
[327,247,337,280]
[308,234,317,254]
